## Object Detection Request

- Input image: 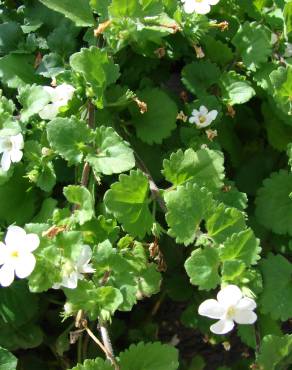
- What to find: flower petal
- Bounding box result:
[198,299,225,319]
[0,263,15,287]
[206,110,218,122]
[208,0,220,5]
[10,149,23,163]
[0,242,8,265]
[194,2,211,14]
[77,245,92,267]
[236,297,257,311]
[210,319,234,335]
[25,233,40,252]
[14,252,36,278]
[199,105,208,115]
[10,134,24,150]
[0,137,9,153]
[183,0,197,13]
[233,309,257,325]
[189,116,200,124]
[62,272,78,289]
[39,103,59,120]
[217,285,242,307]
[5,226,26,247]
[1,151,11,171]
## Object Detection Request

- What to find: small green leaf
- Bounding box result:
[259,254,292,321]
[0,347,17,370]
[257,334,292,369]
[47,117,91,164]
[18,85,51,122]
[86,126,135,175]
[185,247,220,290]
[119,342,179,370]
[219,229,261,266]
[70,47,120,108]
[269,66,292,117]
[181,61,220,96]
[0,22,23,54]
[104,170,153,238]
[219,71,256,105]
[232,22,272,71]
[206,203,247,244]
[255,170,292,235]
[130,88,177,144]
[164,183,214,246]
[162,148,225,190]
[39,0,94,27]
[64,185,94,225]
[70,358,113,370]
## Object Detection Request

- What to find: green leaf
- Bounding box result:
[232,22,272,71]
[0,22,23,54]
[269,66,292,117]
[70,358,113,370]
[0,166,38,225]
[260,254,292,321]
[203,36,233,67]
[137,264,161,297]
[39,0,94,27]
[70,47,120,108]
[47,117,91,164]
[36,53,64,78]
[164,183,214,246]
[104,170,153,239]
[0,281,39,327]
[0,347,17,370]
[284,1,292,39]
[18,85,51,122]
[64,281,123,320]
[130,88,177,144]
[0,54,43,89]
[119,342,179,370]
[162,148,225,190]
[86,126,135,175]
[219,71,256,105]
[255,170,292,235]
[64,185,94,224]
[185,247,220,290]
[181,61,220,97]
[219,228,261,266]
[0,323,43,351]
[257,334,292,369]
[206,203,247,244]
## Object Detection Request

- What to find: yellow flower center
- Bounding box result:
[10,250,19,258]
[195,0,204,2]
[226,306,236,319]
[199,115,207,123]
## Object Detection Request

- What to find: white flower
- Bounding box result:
[198,285,257,335]
[182,0,220,14]
[0,133,24,171]
[189,106,218,128]
[53,245,95,289]
[0,226,40,287]
[39,83,75,121]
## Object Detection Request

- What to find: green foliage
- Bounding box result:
[0,0,291,368]
[255,170,292,235]
[104,170,153,238]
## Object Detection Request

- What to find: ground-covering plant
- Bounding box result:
[0,0,291,369]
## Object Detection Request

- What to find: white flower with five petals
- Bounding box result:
[189,106,218,128]
[182,0,220,14]
[39,83,75,121]
[198,285,257,335]
[53,245,95,289]
[0,226,40,287]
[0,133,24,172]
